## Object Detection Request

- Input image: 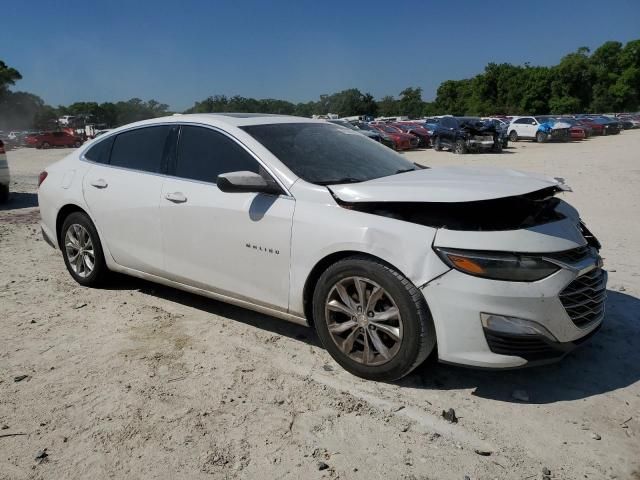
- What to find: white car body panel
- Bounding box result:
[83,163,165,276]
[159,176,295,311]
[329,166,562,203]
[37,114,606,370]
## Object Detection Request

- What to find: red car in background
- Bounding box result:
[25,131,83,149]
[371,124,418,150]
[575,118,604,135]
[393,122,431,147]
[568,125,587,140]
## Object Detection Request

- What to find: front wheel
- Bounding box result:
[491,141,503,153]
[61,212,108,286]
[313,256,436,381]
[536,131,547,143]
[454,139,467,154]
[433,136,443,151]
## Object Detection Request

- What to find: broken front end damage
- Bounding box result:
[460,122,499,150]
[337,186,570,233]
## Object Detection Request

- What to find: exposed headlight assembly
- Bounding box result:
[434,248,560,282]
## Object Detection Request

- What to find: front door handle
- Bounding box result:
[90,178,108,189]
[165,192,187,203]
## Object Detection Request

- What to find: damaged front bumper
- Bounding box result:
[467,135,496,148]
[421,261,606,368]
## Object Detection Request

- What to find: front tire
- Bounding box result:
[433,136,443,151]
[454,139,467,154]
[313,256,436,381]
[61,212,108,286]
[536,131,547,143]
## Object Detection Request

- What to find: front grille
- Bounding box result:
[559,268,606,328]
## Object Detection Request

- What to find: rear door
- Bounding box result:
[82,125,176,275]
[159,125,294,311]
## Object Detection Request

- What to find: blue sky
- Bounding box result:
[2,0,639,111]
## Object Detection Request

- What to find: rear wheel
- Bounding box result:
[491,140,503,153]
[41,142,51,149]
[313,256,436,381]
[433,136,443,151]
[73,141,82,148]
[454,139,467,154]
[508,130,518,142]
[0,184,9,203]
[61,212,108,286]
[536,131,547,143]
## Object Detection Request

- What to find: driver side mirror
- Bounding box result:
[217,171,282,195]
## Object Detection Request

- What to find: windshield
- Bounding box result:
[241,123,416,185]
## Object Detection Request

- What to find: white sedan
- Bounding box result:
[38,114,606,380]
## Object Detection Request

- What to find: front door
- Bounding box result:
[159,125,294,311]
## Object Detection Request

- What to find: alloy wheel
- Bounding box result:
[324,276,403,366]
[64,224,95,278]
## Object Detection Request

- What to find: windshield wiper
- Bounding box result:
[316,177,365,186]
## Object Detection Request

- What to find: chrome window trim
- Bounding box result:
[79,121,293,197]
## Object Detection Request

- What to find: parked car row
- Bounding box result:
[0,130,85,150]
[331,112,639,155]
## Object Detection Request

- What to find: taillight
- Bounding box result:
[38,171,48,187]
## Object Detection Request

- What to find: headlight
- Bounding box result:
[434,248,560,282]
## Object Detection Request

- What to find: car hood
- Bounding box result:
[329,166,569,203]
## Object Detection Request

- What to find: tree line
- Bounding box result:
[1,39,638,130]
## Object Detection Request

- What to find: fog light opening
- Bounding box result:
[480,313,557,341]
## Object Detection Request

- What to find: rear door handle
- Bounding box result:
[165,192,187,203]
[90,178,108,189]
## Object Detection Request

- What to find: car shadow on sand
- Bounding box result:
[0,192,39,211]
[103,274,317,345]
[403,289,640,404]
[103,275,639,403]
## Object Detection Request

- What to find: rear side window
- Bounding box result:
[84,136,114,164]
[174,126,259,183]
[110,126,173,173]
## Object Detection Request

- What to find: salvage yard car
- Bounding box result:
[38,114,607,380]
[431,116,503,153]
[25,131,83,149]
[508,116,570,143]
[0,139,9,202]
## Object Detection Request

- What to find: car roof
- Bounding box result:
[110,113,325,132]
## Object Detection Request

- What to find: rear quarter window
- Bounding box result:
[84,136,115,164]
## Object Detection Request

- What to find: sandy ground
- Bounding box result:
[1,133,639,480]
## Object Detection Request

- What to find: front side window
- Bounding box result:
[241,123,417,185]
[174,126,259,183]
[110,125,173,173]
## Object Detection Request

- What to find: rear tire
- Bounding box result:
[536,131,547,143]
[313,256,436,381]
[433,136,443,151]
[491,141,503,153]
[508,130,518,142]
[41,142,51,149]
[61,212,108,287]
[0,184,9,203]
